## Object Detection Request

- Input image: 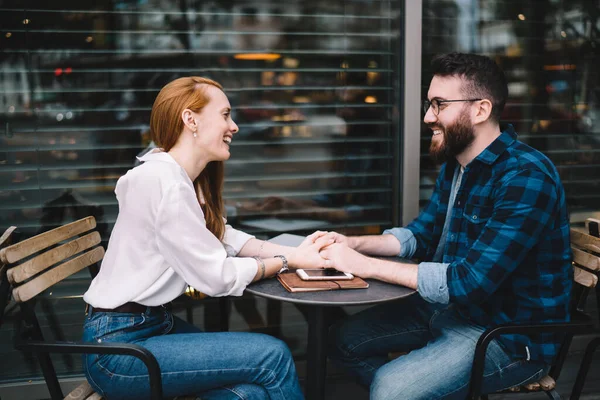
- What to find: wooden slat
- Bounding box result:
[86,393,103,400]
[0,226,16,249]
[571,229,600,255]
[574,265,598,288]
[523,381,541,391]
[0,217,96,264]
[12,246,104,303]
[538,375,556,391]
[0,226,17,279]
[572,246,600,272]
[64,381,95,400]
[7,232,101,285]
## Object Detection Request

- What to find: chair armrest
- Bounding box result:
[16,339,163,400]
[468,313,594,400]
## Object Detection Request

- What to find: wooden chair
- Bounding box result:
[0,225,17,327]
[468,228,599,400]
[570,221,600,400]
[1,216,163,400]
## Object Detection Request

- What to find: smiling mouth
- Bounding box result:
[223,137,232,145]
[432,129,443,136]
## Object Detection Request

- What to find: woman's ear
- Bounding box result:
[181,109,197,132]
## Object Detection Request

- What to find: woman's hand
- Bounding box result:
[287,231,335,269]
[317,230,358,250]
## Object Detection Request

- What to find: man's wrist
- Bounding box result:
[347,236,359,250]
[358,253,373,278]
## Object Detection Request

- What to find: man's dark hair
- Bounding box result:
[431,53,508,123]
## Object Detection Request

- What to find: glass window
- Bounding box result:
[0,0,403,384]
[420,0,600,229]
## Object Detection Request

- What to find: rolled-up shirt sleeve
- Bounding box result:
[417,262,450,304]
[223,223,255,256]
[382,227,418,258]
[155,182,257,297]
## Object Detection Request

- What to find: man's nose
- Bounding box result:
[423,107,437,124]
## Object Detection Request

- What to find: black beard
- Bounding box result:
[429,112,475,164]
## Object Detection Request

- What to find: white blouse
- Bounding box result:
[83,151,257,308]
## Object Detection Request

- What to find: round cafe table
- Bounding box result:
[246,234,416,400]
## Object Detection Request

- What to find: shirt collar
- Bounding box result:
[473,124,517,165]
[136,148,178,164]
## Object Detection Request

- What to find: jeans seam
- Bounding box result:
[435,361,545,399]
[84,358,105,397]
[95,363,277,380]
[345,329,430,353]
[222,385,247,400]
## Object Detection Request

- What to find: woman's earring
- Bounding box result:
[193,129,197,138]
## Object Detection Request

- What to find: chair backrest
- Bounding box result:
[0,226,18,327]
[0,217,104,303]
[570,228,599,291]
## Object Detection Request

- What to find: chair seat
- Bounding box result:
[66,381,200,400]
[64,382,97,400]
[504,374,556,393]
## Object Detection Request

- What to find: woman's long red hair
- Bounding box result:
[150,77,226,240]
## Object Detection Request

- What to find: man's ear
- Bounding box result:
[181,109,197,131]
[473,99,493,124]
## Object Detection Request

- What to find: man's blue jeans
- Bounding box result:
[82,305,304,400]
[329,296,549,400]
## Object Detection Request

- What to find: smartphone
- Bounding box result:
[296,268,354,281]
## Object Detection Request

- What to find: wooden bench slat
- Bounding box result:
[572,246,600,272]
[64,381,95,400]
[523,381,541,391]
[85,393,103,400]
[538,375,556,391]
[571,229,600,254]
[7,232,101,285]
[0,217,96,264]
[574,266,598,288]
[12,246,104,303]
[0,226,17,249]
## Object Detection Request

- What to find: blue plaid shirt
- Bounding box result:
[385,125,572,364]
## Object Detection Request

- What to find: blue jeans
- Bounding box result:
[329,296,549,400]
[82,306,304,400]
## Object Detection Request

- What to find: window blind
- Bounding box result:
[0,0,403,241]
[420,0,600,225]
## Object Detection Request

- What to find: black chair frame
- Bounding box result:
[15,300,164,400]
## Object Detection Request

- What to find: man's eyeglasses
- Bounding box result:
[423,98,482,116]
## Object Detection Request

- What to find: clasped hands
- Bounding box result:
[290,231,368,278]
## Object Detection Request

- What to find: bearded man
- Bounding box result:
[320,53,572,399]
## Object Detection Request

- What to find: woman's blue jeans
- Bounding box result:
[82,305,304,400]
[329,296,549,400]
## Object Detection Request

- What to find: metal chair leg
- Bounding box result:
[544,388,561,400]
[571,336,600,400]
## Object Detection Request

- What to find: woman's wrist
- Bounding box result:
[285,250,300,269]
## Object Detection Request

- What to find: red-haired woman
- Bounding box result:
[82,77,330,400]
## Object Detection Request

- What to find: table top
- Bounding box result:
[245,233,416,306]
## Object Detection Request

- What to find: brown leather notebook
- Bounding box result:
[277,272,369,293]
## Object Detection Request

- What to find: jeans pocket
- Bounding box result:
[97,313,147,342]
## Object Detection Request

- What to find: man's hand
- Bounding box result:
[319,243,370,278]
